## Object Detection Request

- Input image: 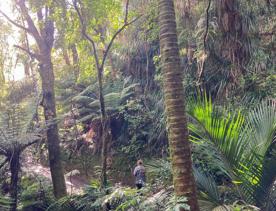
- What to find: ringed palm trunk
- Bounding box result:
[158,0,199,210]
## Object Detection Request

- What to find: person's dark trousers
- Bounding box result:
[136,183,143,189]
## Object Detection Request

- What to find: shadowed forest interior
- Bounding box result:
[0,0,275,210]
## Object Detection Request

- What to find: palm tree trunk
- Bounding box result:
[158,0,199,210]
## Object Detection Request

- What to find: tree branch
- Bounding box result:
[36,8,44,35]
[203,0,211,50]
[0,10,29,32]
[21,138,40,151]
[16,0,43,48]
[101,0,140,70]
[45,6,49,22]
[73,0,140,72]
[22,20,35,62]
[0,146,7,156]
[101,18,139,70]
[14,45,39,60]
[0,157,8,169]
[197,0,211,84]
[73,0,101,71]
[124,0,130,24]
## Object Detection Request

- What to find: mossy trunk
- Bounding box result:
[158,0,199,210]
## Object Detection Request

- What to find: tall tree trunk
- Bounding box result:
[71,44,80,80]
[216,0,250,84]
[97,67,110,188]
[62,49,71,66]
[39,56,67,198]
[0,0,67,199]
[14,0,67,198]
[158,0,199,210]
[9,148,20,211]
[0,69,5,84]
[73,0,135,188]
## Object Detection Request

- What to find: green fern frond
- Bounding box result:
[0,98,41,151]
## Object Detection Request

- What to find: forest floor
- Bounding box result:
[22,151,88,195]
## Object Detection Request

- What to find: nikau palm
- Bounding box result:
[188,95,276,209]
[158,0,199,210]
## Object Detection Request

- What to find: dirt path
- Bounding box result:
[22,151,88,195]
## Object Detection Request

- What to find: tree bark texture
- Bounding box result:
[9,148,20,211]
[216,0,250,81]
[15,0,67,198]
[39,57,67,198]
[158,0,199,210]
[97,67,110,188]
[71,44,80,80]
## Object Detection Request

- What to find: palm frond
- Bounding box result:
[193,167,221,205]
[243,100,276,205]
[188,94,276,205]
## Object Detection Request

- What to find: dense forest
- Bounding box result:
[0,0,275,210]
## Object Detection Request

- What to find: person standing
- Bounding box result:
[133,159,146,189]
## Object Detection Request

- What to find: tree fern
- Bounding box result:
[0,195,11,211]
[0,99,41,152]
[72,78,139,123]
